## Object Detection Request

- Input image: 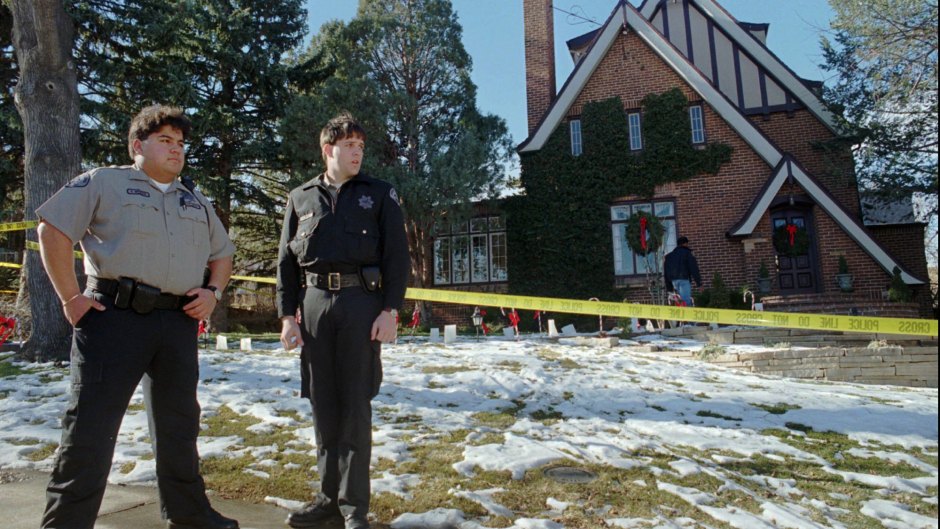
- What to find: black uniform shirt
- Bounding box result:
[276,172,410,318]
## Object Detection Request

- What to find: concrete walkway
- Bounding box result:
[0,469,328,529]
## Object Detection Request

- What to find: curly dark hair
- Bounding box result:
[127,105,192,159]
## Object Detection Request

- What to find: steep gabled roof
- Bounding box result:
[640,0,838,132]
[518,1,782,164]
[729,157,925,284]
[519,0,922,285]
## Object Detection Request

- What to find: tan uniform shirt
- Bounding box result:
[36,165,235,295]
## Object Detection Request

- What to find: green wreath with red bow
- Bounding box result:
[625,211,665,256]
[773,224,810,257]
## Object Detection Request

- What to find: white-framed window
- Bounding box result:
[489,232,508,281]
[611,200,677,277]
[570,119,582,156]
[451,235,469,284]
[433,238,451,284]
[689,105,705,144]
[628,112,643,151]
[434,215,508,285]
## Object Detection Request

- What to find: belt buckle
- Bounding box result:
[327,272,341,291]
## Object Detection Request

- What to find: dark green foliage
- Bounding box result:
[0,5,23,212]
[821,0,937,231]
[704,272,731,309]
[624,211,665,255]
[758,261,770,279]
[888,267,913,303]
[837,255,849,275]
[283,0,515,290]
[694,284,751,311]
[67,0,322,284]
[773,224,810,257]
[637,90,731,195]
[508,89,731,301]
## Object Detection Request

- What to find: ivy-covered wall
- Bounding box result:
[506,88,731,302]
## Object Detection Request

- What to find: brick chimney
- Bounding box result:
[523,0,556,135]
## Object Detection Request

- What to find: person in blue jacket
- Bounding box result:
[664,236,702,307]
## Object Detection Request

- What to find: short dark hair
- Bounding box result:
[127,105,192,159]
[677,236,689,246]
[320,112,366,161]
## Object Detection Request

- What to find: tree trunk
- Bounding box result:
[9,0,81,361]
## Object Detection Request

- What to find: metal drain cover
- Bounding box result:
[543,466,597,484]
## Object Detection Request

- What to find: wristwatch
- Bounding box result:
[207,285,222,301]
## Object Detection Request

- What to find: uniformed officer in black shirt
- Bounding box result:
[277,113,409,529]
[36,105,237,529]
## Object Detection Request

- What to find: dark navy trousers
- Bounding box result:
[42,294,211,529]
[299,286,382,519]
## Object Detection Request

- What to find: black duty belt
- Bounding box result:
[87,276,193,311]
[305,271,361,291]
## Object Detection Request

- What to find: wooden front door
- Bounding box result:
[772,209,819,294]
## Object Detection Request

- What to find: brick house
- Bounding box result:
[427,0,930,325]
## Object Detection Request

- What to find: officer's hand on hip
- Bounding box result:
[62,294,105,326]
[182,288,217,321]
[371,310,398,343]
[280,317,304,351]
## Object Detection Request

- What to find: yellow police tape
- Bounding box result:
[231,274,276,285]
[404,288,938,337]
[24,240,83,259]
[4,236,936,336]
[0,220,37,233]
[0,262,21,269]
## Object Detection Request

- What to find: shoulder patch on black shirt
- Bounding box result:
[65,174,91,188]
[389,188,399,204]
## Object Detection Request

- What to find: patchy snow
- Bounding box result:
[0,334,937,528]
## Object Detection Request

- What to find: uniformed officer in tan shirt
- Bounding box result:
[36,105,238,529]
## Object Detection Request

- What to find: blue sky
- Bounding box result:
[304,0,835,146]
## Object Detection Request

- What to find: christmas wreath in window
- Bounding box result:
[625,211,665,256]
[773,223,810,257]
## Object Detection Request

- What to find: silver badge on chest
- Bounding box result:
[358,195,374,210]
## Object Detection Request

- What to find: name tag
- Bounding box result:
[299,212,314,221]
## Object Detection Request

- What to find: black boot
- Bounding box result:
[167,508,239,529]
[344,514,370,529]
[286,501,342,528]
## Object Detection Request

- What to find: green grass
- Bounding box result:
[0,358,31,378]
[698,343,727,360]
[176,401,938,529]
[696,410,742,421]
[421,365,473,375]
[26,443,58,462]
[751,402,802,414]
[12,336,916,529]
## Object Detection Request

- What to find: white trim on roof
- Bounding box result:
[520,2,782,165]
[730,159,792,235]
[521,1,920,284]
[686,0,839,132]
[730,158,924,285]
[518,6,624,154]
[640,0,838,132]
[625,5,783,167]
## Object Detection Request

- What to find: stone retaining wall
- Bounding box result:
[658,327,938,388]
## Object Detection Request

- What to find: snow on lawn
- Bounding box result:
[1,334,937,529]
